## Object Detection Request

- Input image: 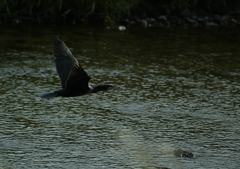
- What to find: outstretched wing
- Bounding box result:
[53,36,79,88]
[65,65,91,92]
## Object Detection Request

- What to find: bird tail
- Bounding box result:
[40,92,59,99]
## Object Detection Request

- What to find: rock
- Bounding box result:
[192,14,198,20]
[140,20,148,27]
[174,149,194,158]
[197,18,205,25]
[230,18,237,26]
[13,18,22,24]
[107,25,126,31]
[205,22,219,27]
[222,15,231,25]
[158,15,167,22]
[146,18,156,26]
[125,19,130,23]
[204,16,210,22]
[118,26,126,31]
[158,15,169,26]
[146,18,156,23]
[186,18,198,27]
[213,15,225,25]
[222,15,230,20]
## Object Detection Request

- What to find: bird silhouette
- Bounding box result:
[40,37,117,98]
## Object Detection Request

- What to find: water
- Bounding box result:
[0,23,240,169]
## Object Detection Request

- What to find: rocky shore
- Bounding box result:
[122,14,240,28]
[5,13,240,29]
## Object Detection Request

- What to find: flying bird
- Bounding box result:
[40,37,117,98]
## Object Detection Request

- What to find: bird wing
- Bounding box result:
[53,36,79,88]
[65,65,91,92]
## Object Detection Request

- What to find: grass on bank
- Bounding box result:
[0,0,240,23]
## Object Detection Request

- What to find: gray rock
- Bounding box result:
[146,18,156,22]
[204,16,210,21]
[146,18,156,25]
[139,19,148,27]
[13,18,22,24]
[197,18,205,24]
[192,15,198,20]
[158,15,168,22]
[158,15,169,26]
[174,149,194,158]
[213,15,225,25]
[230,18,237,26]
[186,18,199,27]
[205,22,219,27]
[222,15,230,25]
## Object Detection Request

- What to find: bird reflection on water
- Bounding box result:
[40,37,118,98]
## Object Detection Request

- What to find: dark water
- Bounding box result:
[0,23,240,169]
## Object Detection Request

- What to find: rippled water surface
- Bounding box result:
[1,24,240,169]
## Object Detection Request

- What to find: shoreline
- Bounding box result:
[2,14,240,29]
[120,14,240,28]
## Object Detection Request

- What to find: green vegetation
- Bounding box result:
[0,0,240,23]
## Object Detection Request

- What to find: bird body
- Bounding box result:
[40,37,116,99]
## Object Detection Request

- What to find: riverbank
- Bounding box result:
[3,14,240,30]
[120,14,240,28]
[1,0,240,28]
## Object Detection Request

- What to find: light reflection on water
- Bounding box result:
[0,24,240,168]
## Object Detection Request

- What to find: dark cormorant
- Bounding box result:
[40,37,117,99]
